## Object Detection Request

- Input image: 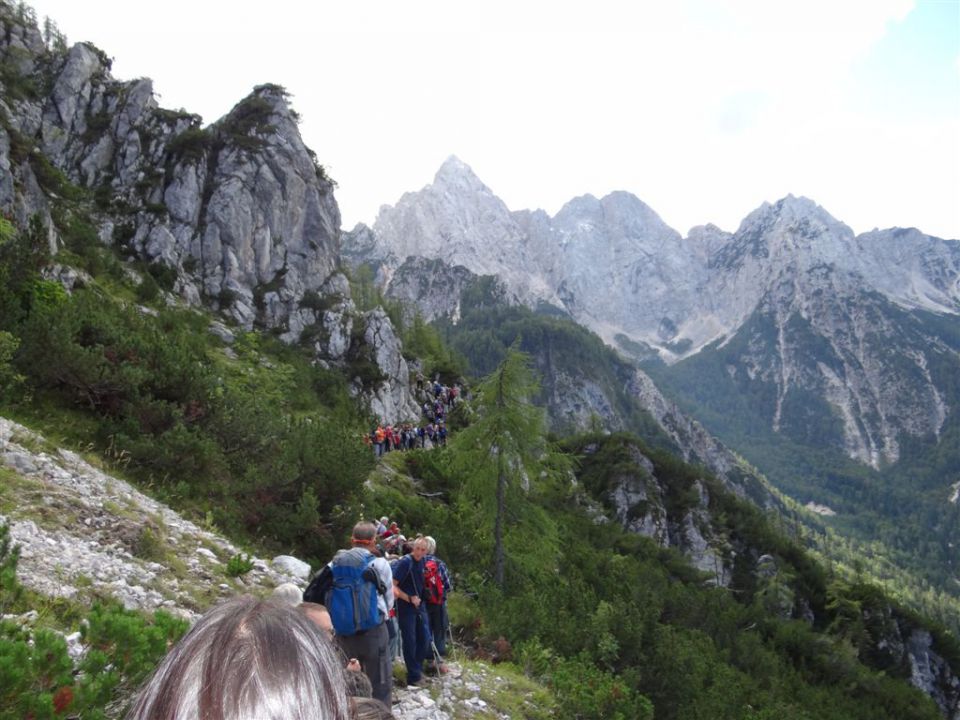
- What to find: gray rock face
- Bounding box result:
[0,11,341,335]
[907,629,960,720]
[359,309,421,422]
[0,10,423,424]
[381,255,481,323]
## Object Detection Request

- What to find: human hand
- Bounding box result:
[411,595,421,608]
[346,659,361,672]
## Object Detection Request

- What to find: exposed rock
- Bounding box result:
[271,555,311,580]
[906,629,960,720]
[0,416,307,619]
[360,308,421,423]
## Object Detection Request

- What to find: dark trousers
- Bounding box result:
[397,601,432,684]
[336,622,391,705]
[426,602,447,656]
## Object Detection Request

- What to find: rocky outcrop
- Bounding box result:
[0,7,421,424]
[582,438,730,586]
[626,368,774,505]
[357,308,421,422]
[907,629,960,720]
[1,8,340,336]
[0,416,308,620]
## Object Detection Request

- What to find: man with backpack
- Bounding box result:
[422,536,452,663]
[391,536,432,686]
[303,521,394,705]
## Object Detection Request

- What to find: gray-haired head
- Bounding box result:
[125,595,349,720]
[269,582,303,608]
[351,521,378,546]
[423,536,437,555]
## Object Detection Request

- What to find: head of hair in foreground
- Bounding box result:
[125,594,349,720]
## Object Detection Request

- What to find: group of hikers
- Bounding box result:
[364,374,467,457]
[303,518,453,706]
[123,518,453,720]
[365,421,448,455]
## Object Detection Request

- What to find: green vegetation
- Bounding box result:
[225,552,255,578]
[450,348,570,587]
[432,274,670,443]
[0,523,188,720]
[368,422,948,720]
[0,213,373,567]
[643,303,960,632]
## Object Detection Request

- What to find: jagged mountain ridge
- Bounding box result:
[0,8,423,421]
[344,157,960,469]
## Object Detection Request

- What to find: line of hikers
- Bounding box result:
[364,375,467,457]
[415,374,464,423]
[364,421,448,456]
[302,518,454,707]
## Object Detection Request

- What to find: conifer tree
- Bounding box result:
[451,347,568,588]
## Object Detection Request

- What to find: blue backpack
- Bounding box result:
[325,549,383,636]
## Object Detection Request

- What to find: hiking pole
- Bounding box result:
[430,638,443,677]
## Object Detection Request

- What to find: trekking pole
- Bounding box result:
[430,638,443,677]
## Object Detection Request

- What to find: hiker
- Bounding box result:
[392,536,433,686]
[422,536,452,661]
[298,602,373,699]
[303,521,395,706]
[125,595,349,720]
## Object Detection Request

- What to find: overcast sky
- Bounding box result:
[24,0,960,239]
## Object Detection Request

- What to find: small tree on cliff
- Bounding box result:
[450,347,568,588]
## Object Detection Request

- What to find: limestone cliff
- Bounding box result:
[0,5,418,422]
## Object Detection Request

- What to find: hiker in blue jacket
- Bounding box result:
[392,536,433,686]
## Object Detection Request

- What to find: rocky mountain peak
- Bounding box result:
[738,195,851,241]
[431,154,487,193]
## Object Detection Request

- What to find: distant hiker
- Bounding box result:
[125,596,350,720]
[422,536,452,662]
[377,516,389,536]
[303,521,395,705]
[374,425,386,457]
[392,536,433,686]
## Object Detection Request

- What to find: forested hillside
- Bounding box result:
[1,2,958,717]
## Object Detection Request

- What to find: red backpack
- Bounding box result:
[423,558,445,605]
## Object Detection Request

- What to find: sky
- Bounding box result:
[23,0,960,239]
